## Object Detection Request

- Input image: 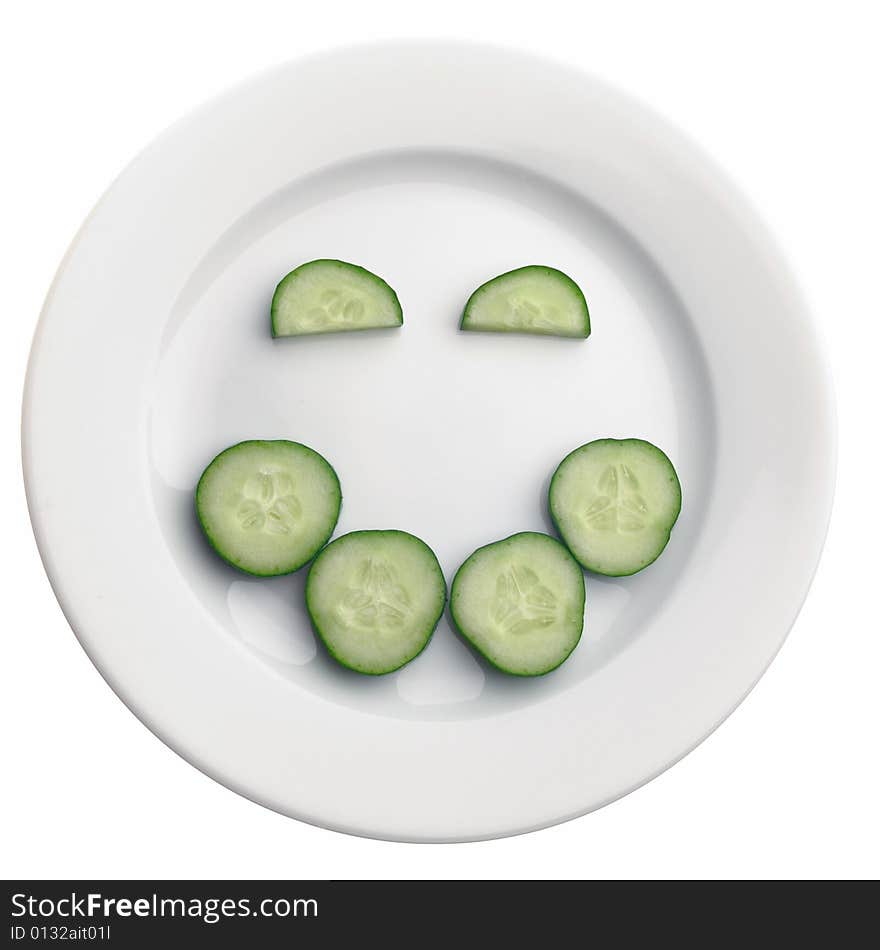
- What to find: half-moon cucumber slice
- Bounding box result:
[461,265,590,338]
[271,259,403,337]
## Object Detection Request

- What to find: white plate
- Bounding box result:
[23,42,835,842]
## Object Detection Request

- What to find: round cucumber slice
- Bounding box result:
[306,530,447,675]
[460,265,590,338]
[196,440,341,577]
[450,532,585,677]
[549,438,682,577]
[271,259,403,337]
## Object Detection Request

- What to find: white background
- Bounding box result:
[2,0,878,880]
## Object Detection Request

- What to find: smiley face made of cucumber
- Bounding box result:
[196,259,681,676]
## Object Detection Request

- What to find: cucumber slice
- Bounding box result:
[271,259,403,337]
[549,439,682,577]
[460,265,590,338]
[196,440,341,576]
[450,532,585,677]
[306,530,447,675]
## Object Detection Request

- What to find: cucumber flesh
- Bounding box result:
[461,265,590,338]
[549,439,682,576]
[306,530,447,675]
[450,532,585,676]
[271,259,403,337]
[196,440,341,576]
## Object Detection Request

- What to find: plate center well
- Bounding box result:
[148,151,715,722]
